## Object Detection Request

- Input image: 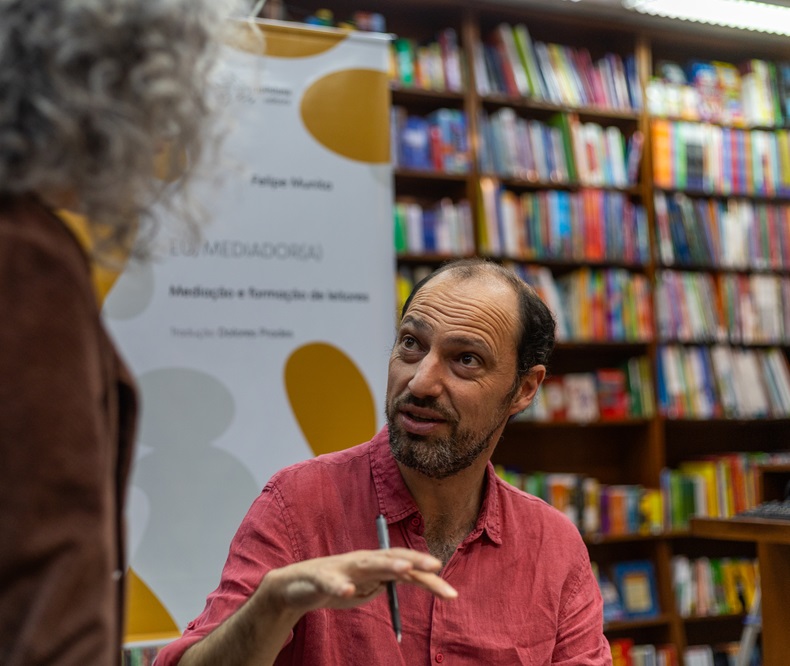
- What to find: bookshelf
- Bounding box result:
[277,1,790,663]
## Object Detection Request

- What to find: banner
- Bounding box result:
[102,20,394,642]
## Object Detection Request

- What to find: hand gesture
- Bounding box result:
[262,548,457,615]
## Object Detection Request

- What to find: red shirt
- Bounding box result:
[156,428,610,665]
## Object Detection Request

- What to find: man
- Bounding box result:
[156,258,611,666]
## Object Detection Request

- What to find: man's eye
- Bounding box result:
[460,354,479,366]
[401,336,417,349]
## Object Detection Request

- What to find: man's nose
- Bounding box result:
[407,352,444,398]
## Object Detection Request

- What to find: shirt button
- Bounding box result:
[435,654,444,663]
[411,517,421,527]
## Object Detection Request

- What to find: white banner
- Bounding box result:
[103,20,394,638]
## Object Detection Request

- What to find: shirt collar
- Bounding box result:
[370,427,419,523]
[369,427,503,545]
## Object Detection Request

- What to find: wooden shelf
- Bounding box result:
[648,114,789,132]
[656,263,790,277]
[390,86,466,102]
[393,168,469,182]
[396,253,474,263]
[662,416,790,425]
[490,255,649,271]
[397,255,646,278]
[691,516,790,545]
[553,340,652,350]
[654,185,790,204]
[512,417,651,430]
[584,531,664,545]
[692,516,790,664]
[605,613,673,632]
[479,94,641,121]
[682,612,746,624]
[484,175,642,196]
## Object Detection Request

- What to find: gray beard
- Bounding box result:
[386,416,504,479]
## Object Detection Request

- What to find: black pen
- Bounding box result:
[375,513,402,643]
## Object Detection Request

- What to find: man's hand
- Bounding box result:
[261,548,457,616]
[179,548,457,666]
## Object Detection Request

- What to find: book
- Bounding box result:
[399,114,432,170]
[595,565,626,623]
[513,23,547,99]
[596,368,629,420]
[564,373,600,422]
[534,41,562,103]
[613,560,660,619]
[392,38,416,87]
[651,119,673,188]
[684,645,714,666]
[609,638,634,666]
[712,60,744,126]
[607,125,627,187]
[542,375,567,421]
[639,488,663,534]
[656,644,679,666]
[626,130,644,185]
[438,28,463,92]
[631,644,657,666]
[490,24,525,96]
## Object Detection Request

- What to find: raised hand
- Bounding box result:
[262,547,457,614]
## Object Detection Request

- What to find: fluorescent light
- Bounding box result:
[623,0,790,35]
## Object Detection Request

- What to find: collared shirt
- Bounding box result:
[156,428,610,666]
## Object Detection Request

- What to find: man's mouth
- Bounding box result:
[407,414,441,423]
[398,406,448,435]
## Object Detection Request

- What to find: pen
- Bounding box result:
[375,513,402,643]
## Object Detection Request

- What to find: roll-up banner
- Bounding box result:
[101,20,394,643]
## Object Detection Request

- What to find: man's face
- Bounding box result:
[385,272,529,479]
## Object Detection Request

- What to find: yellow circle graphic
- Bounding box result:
[124,567,179,643]
[300,69,390,164]
[285,342,376,456]
[225,21,347,58]
[57,209,131,305]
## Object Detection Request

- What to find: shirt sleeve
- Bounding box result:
[551,543,612,666]
[0,223,118,665]
[155,481,298,665]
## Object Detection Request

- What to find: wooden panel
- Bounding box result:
[691,517,790,545]
[758,542,790,666]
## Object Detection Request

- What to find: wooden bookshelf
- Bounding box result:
[692,516,790,666]
[280,1,790,662]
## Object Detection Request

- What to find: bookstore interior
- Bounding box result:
[119,0,790,665]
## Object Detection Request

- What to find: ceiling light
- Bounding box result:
[623,0,790,35]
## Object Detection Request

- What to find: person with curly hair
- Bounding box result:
[0,1,231,663]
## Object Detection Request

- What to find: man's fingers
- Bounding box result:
[348,549,441,578]
[271,547,458,616]
[337,550,456,600]
[404,569,458,599]
[385,548,442,572]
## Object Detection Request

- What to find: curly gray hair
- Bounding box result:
[0,0,238,259]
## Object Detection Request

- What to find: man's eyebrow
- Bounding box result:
[445,335,492,355]
[400,317,492,355]
[399,315,430,332]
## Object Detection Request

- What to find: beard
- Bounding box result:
[385,393,510,479]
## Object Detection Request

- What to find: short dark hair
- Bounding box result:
[400,258,556,376]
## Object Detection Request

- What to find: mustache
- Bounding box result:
[393,393,456,422]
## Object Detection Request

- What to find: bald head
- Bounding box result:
[400,259,556,376]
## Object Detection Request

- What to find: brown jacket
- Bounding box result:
[0,195,137,665]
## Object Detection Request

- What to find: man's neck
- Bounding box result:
[398,458,490,566]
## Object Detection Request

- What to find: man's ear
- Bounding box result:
[509,365,546,416]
